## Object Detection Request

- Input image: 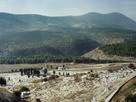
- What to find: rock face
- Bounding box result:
[83,47,136,61]
[0,88,20,102]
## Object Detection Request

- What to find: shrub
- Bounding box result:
[44,69,47,74]
[13,91,21,98]
[42,78,48,82]
[0,77,7,86]
[128,64,135,68]
[124,94,136,102]
[49,75,56,80]
[108,68,114,73]
[20,86,29,92]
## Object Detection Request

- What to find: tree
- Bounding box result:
[128,64,135,68]
[36,99,41,102]
[27,72,30,78]
[125,94,136,102]
[20,86,30,92]
[53,70,55,74]
[44,69,47,75]
[0,77,7,86]
[50,65,53,69]
[13,91,21,98]
[20,69,23,76]
[36,70,40,77]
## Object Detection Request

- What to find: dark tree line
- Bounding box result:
[19,67,48,77]
[20,68,42,77]
[0,54,125,65]
[0,54,96,64]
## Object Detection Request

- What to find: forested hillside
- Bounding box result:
[1,28,136,57]
[0,12,136,58]
[100,42,136,57]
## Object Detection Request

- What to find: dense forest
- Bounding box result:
[0,54,94,64]
[0,54,122,64]
[0,28,136,57]
[100,42,136,57]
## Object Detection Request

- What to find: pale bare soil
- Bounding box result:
[0,62,130,72]
[0,63,135,102]
[97,71,136,102]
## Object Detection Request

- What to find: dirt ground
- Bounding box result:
[0,62,130,73]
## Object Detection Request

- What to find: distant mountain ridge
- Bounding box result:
[0,12,136,34]
[78,12,136,29]
[0,12,136,57]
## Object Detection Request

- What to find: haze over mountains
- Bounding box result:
[0,12,136,58]
[0,12,136,33]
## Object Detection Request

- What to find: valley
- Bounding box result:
[0,11,136,102]
[0,12,136,59]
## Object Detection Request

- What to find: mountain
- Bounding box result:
[0,12,136,57]
[0,12,136,34]
[77,12,136,29]
[1,28,136,57]
[0,30,100,57]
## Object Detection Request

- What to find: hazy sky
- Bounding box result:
[0,0,136,20]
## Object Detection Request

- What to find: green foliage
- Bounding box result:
[0,77,7,86]
[123,83,136,102]
[124,94,136,102]
[0,30,100,57]
[44,69,47,75]
[1,13,136,57]
[100,42,136,57]
[0,54,96,64]
[13,86,29,98]
[128,64,135,68]
[20,86,29,92]
[1,28,136,57]
[13,91,21,98]
[0,54,125,64]
[42,78,48,82]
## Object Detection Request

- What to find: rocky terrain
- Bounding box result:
[0,63,135,102]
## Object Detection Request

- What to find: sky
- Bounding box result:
[0,0,136,20]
